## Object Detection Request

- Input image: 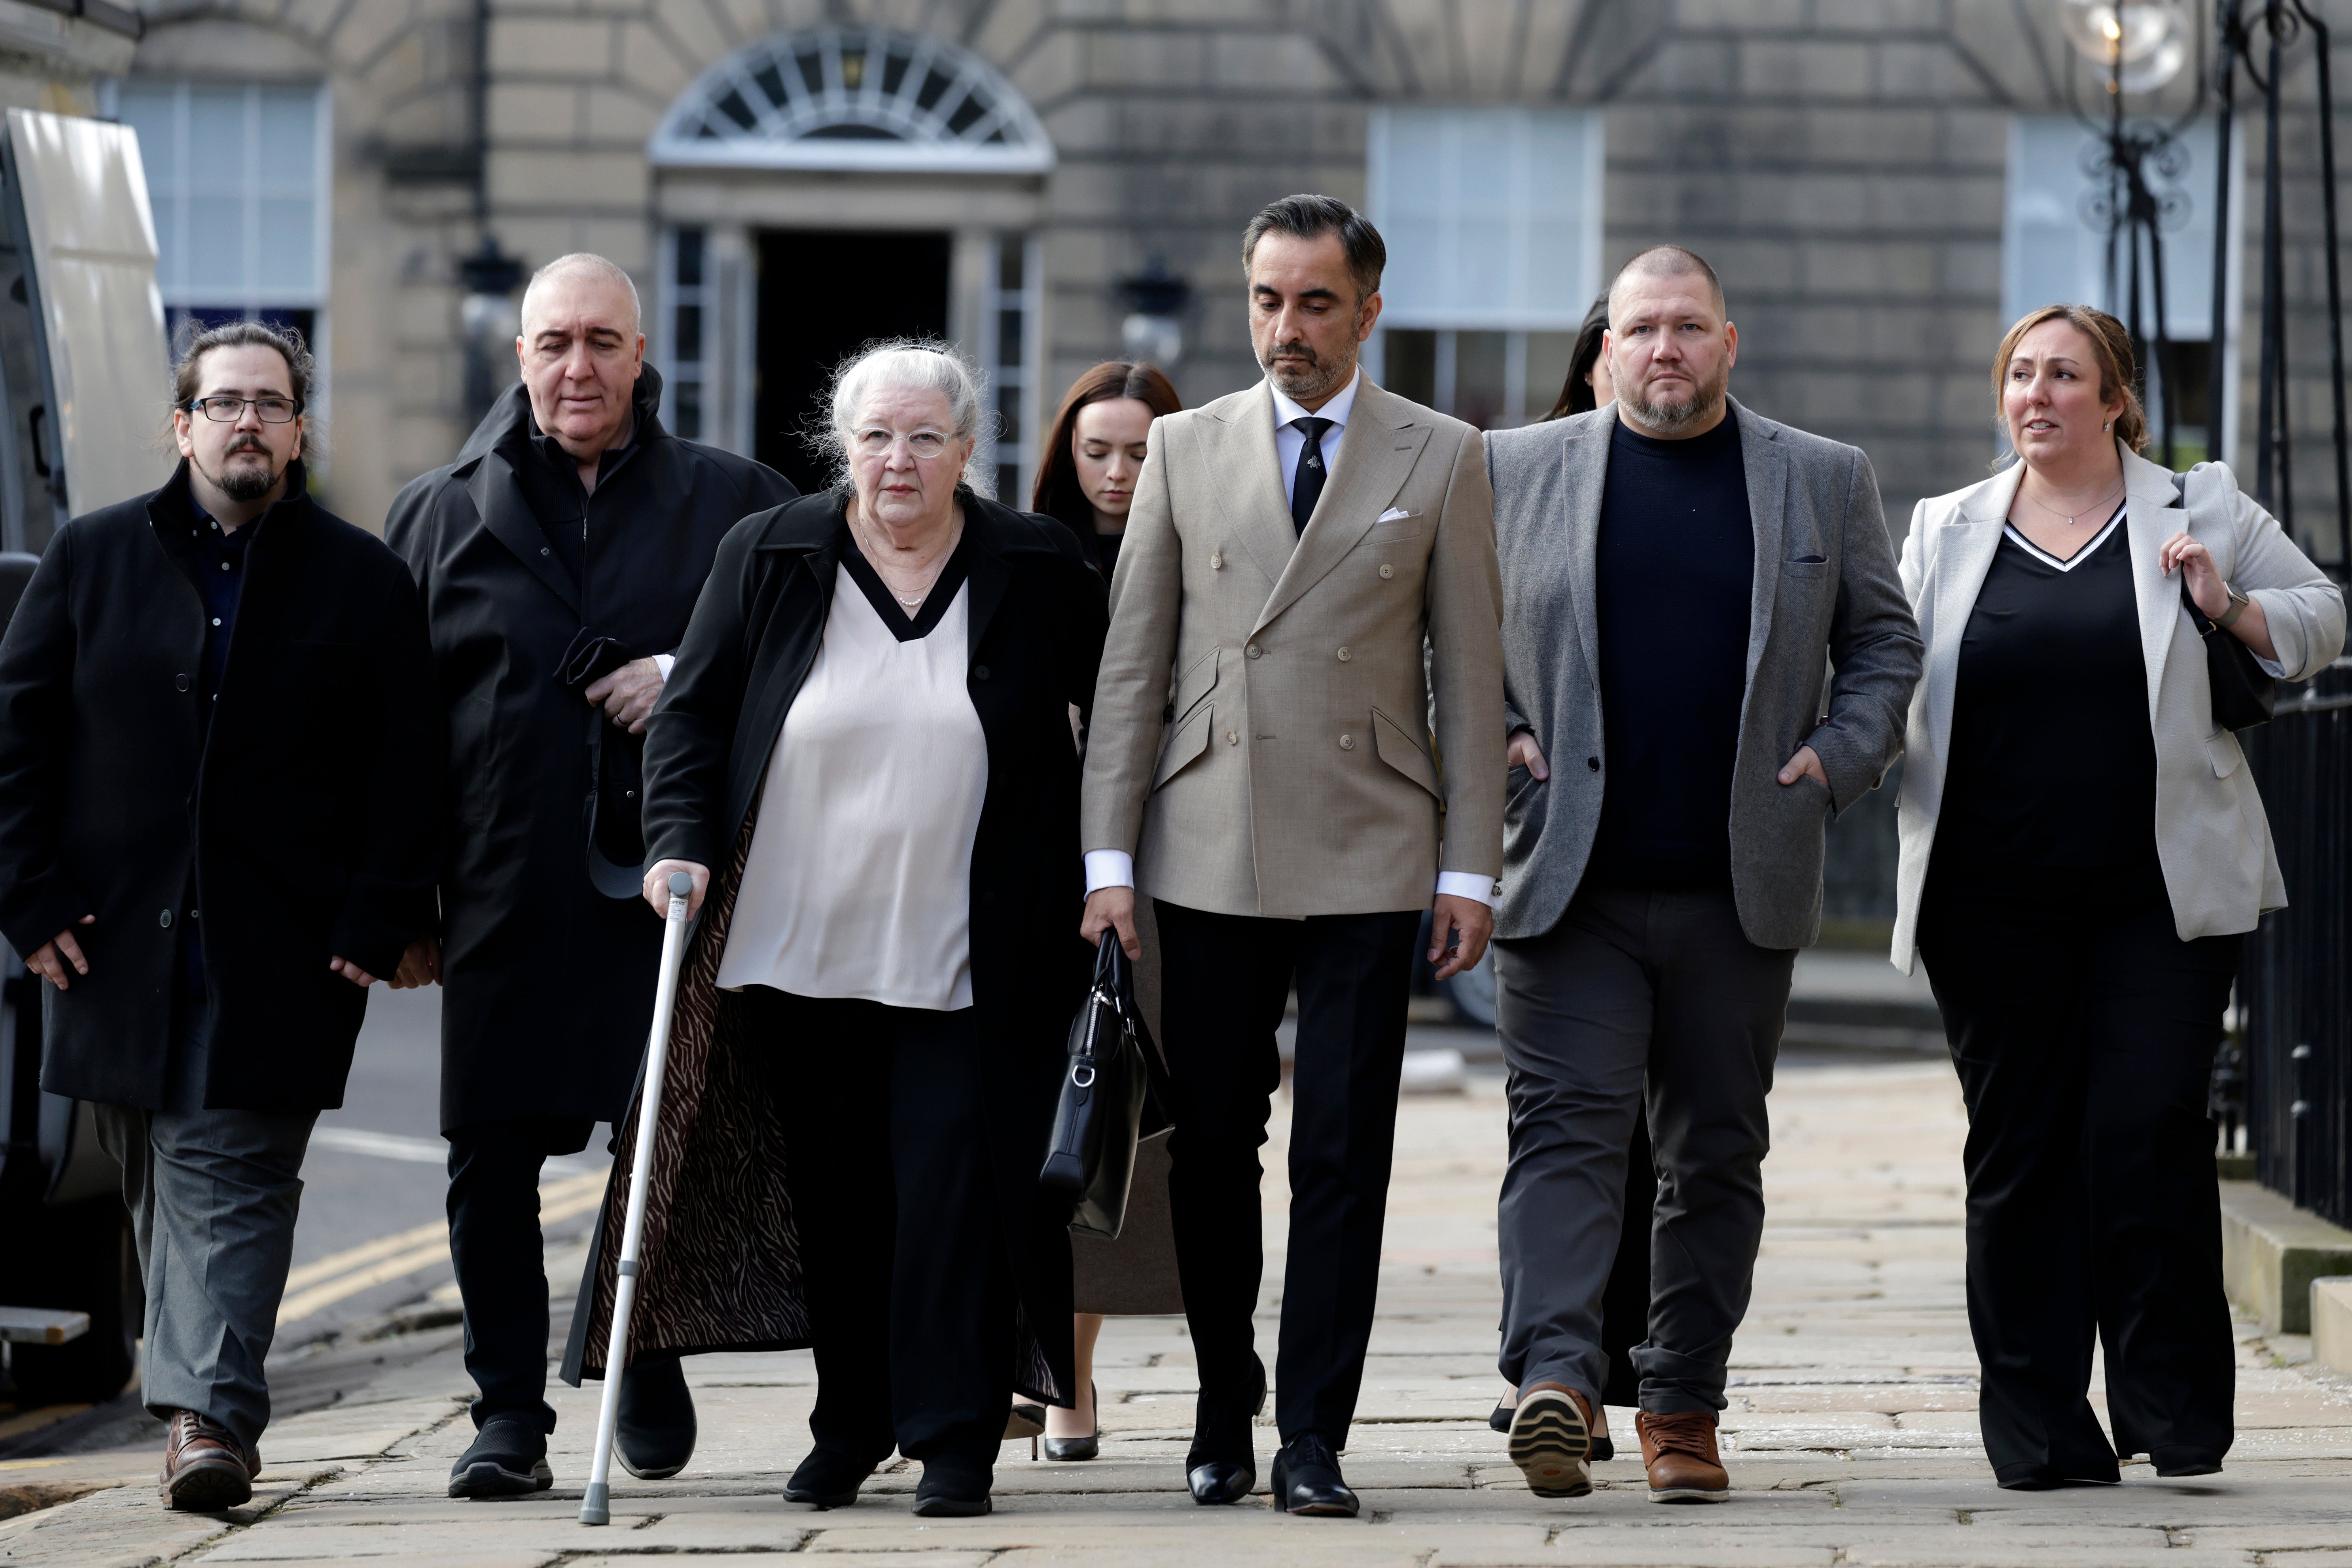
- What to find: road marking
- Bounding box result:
[275,1171,610,1327]
[308,1125,599,1176]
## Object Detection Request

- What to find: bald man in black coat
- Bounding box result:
[385,255,794,1497]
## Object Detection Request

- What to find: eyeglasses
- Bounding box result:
[188,396,301,424]
[853,427,954,460]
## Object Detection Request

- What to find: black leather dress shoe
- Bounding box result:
[2151,1445,2224,1478]
[784,1447,878,1509]
[616,1355,697,1480]
[1271,1434,1358,1518]
[1186,1458,1255,1504]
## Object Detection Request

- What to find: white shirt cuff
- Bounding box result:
[1085,850,1134,894]
[652,653,676,679]
[1435,870,1496,907]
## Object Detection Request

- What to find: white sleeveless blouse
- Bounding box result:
[715,565,988,1010]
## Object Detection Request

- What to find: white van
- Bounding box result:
[0,106,174,1413]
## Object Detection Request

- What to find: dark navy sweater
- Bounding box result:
[1585,413,1755,888]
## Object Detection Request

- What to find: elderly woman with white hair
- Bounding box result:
[561,341,1107,1517]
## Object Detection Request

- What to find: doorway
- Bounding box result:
[755,229,952,494]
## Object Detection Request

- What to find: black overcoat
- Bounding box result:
[561,490,1107,1407]
[0,462,441,1112]
[383,369,796,1132]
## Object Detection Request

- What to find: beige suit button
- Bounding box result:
[1339,733,1355,750]
[1379,564,1394,579]
[1246,643,1262,659]
[1211,552,1223,569]
[1336,646,1352,662]
[1225,730,1238,745]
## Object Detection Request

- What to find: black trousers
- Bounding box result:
[447,1114,598,1432]
[1918,857,2240,1482]
[741,988,1015,1466]
[1153,899,1421,1453]
[1492,883,1794,1415]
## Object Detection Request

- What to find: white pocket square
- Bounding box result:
[1377,507,1415,523]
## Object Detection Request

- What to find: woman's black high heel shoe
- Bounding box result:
[1044,1382,1100,1461]
[1004,1401,1045,1461]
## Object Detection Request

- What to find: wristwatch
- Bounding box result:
[2216,584,2251,629]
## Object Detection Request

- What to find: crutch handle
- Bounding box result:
[668,871,692,899]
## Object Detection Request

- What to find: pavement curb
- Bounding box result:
[2219,1178,2352,1333]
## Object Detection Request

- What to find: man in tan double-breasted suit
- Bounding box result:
[1081,194,1505,1518]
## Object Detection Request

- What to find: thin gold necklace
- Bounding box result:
[2018,479,2125,528]
[854,511,954,609]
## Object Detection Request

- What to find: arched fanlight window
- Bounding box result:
[650,27,1053,173]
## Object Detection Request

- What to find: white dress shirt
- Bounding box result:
[718,568,989,1009]
[1085,368,1491,910]
[1271,369,1358,507]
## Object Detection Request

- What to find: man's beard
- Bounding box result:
[1622,361,1729,436]
[1261,339,1354,403]
[201,443,281,502]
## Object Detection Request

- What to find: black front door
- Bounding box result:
[755,229,952,495]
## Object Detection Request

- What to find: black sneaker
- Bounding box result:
[617,1356,698,1480]
[912,1451,993,1517]
[448,1418,553,1499]
[784,1447,879,1509]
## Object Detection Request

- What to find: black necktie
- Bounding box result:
[1289,416,1334,534]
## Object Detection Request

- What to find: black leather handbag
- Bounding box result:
[1040,934,1152,1240]
[2183,576,2276,731]
[2172,474,2276,732]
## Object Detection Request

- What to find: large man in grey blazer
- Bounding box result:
[1485,247,1921,1505]
[1081,195,1505,1518]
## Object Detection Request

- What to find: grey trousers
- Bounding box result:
[94,1101,317,1450]
[1493,883,1794,1415]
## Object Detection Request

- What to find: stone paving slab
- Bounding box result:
[7,1057,2352,1566]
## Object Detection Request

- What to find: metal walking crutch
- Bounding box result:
[579,870,695,1527]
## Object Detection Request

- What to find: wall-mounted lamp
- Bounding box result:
[458,236,525,425]
[1118,260,1192,368]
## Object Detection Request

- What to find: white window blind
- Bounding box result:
[1368,107,1603,331]
[117,81,330,310]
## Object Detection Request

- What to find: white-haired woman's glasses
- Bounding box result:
[854,426,954,461]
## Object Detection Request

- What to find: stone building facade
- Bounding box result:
[106,0,2352,571]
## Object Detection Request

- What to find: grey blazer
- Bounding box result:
[1486,400,1923,950]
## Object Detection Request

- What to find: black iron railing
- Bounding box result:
[2238,657,2352,1223]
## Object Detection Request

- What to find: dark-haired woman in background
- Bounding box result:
[1540,296,1613,421]
[1016,361,1188,1462]
[1032,361,1182,583]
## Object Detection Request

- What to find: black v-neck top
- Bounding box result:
[1938,505,2159,870]
[837,523,974,642]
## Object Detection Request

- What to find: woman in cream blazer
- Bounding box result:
[1893,305,2343,1492]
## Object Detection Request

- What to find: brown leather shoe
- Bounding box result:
[1507,1382,1593,1498]
[1634,1409,1729,1503]
[159,1410,260,1511]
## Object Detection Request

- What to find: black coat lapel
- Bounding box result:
[467,451,581,614]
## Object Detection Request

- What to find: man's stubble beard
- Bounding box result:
[1261,339,1357,405]
[1622,358,1731,436]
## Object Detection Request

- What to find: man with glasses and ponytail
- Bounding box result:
[0,320,442,1511]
